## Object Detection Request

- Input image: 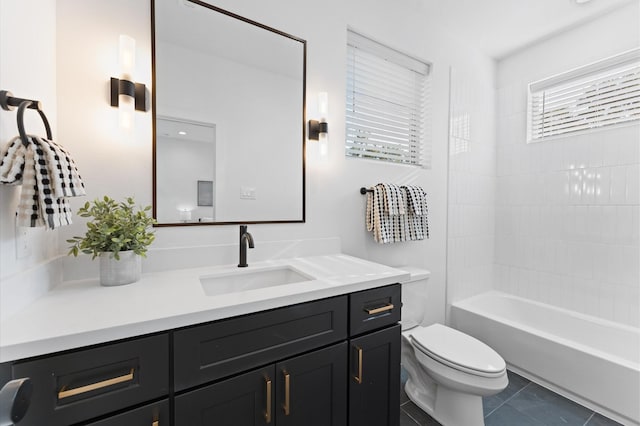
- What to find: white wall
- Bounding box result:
[0,0,496,327]
[495,3,640,326]
[0,0,60,319]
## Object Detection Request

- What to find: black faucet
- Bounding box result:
[238,225,255,267]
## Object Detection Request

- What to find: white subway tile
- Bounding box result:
[618,245,639,287]
[553,240,570,276]
[602,136,620,167]
[615,206,634,245]
[594,168,610,205]
[597,281,616,322]
[591,243,609,282]
[600,206,617,244]
[581,169,596,205]
[616,126,640,166]
[586,206,603,243]
[569,169,583,204]
[632,206,639,244]
[582,279,599,317]
[609,166,627,205]
[588,132,604,168]
[625,164,639,205]
[573,206,589,242]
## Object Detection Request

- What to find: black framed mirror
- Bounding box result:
[151,0,306,226]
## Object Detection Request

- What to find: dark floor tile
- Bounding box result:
[485,404,546,426]
[482,370,529,416]
[400,410,420,426]
[585,412,624,426]
[500,370,531,399]
[401,401,442,426]
[506,382,593,426]
[483,394,505,417]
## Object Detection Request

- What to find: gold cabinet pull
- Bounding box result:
[353,346,363,384]
[365,303,394,315]
[58,368,135,399]
[264,378,272,423]
[282,370,290,416]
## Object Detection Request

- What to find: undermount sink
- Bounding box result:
[199,266,314,296]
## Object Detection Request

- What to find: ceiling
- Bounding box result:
[422,0,638,59]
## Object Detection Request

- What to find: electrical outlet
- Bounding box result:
[16,225,31,259]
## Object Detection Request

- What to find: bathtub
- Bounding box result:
[451,291,640,426]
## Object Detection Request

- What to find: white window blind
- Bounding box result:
[528,49,640,142]
[346,30,431,167]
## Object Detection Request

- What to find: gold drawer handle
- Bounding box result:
[58,368,135,399]
[265,377,272,423]
[353,346,363,384]
[365,303,394,315]
[282,370,290,416]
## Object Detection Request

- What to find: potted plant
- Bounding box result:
[67,196,156,286]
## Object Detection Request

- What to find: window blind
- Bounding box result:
[528,49,640,141]
[346,30,431,167]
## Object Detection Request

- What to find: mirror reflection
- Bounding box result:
[152,0,306,225]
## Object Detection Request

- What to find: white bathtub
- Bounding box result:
[451,291,640,426]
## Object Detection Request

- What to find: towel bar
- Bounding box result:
[0,90,42,111]
[360,187,373,194]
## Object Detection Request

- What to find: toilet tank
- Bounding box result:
[397,266,431,331]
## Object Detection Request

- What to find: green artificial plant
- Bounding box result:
[67,196,156,260]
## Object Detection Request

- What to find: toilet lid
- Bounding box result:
[410,324,506,378]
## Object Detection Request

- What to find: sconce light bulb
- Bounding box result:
[319,132,329,157]
[119,94,134,130]
[318,92,329,121]
[119,35,136,80]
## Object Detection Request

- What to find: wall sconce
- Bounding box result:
[308,92,328,140]
[110,35,146,129]
[309,92,329,157]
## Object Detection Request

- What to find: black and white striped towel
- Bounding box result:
[365,183,429,243]
[403,185,429,240]
[0,135,85,229]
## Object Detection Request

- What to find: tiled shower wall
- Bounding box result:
[494,122,639,326]
[493,3,639,328]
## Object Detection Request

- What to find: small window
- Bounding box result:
[346,29,431,167]
[528,48,640,142]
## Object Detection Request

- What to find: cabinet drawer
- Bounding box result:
[11,334,169,426]
[349,284,401,336]
[86,399,169,426]
[174,296,348,391]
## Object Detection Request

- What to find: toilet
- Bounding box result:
[399,267,508,426]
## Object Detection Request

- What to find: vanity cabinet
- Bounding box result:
[6,334,169,426]
[348,285,402,426]
[1,284,401,426]
[175,343,347,426]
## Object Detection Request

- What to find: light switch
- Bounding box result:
[240,186,256,200]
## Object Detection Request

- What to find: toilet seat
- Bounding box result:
[409,324,506,378]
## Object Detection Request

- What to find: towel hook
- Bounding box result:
[16,101,52,147]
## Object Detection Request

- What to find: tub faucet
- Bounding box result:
[238,225,255,267]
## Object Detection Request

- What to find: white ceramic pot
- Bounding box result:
[99,250,141,286]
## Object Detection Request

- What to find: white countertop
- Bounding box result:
[0,254,410,363]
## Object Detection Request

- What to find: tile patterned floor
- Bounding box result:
[400,368,624,426]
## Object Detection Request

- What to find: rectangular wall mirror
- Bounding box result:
[152,0,306,226]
